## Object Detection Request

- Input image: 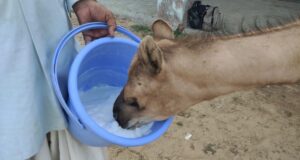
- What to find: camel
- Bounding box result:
[113,19,300,129]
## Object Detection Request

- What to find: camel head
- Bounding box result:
[113,19,182,129]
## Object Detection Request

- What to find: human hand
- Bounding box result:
[73,0,116,43]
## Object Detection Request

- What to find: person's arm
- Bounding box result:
[72,0,116,43]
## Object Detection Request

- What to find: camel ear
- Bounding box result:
[152,19,174,40]
[139,36,163,74]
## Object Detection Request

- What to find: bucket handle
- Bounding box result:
[51,22,141,129]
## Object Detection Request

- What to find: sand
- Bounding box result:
[108,84,300,160]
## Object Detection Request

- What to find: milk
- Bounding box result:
[79,84,153,138]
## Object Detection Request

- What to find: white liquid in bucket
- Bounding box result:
[79,85,153,138]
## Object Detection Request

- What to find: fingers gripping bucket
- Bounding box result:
[51,22,173,147]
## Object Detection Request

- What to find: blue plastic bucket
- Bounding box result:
[51,22,173,147]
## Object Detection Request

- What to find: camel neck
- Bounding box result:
[166,24,300,101]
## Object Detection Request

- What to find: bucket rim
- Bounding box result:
[68,37,174,147]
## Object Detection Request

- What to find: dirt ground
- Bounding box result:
[108,84,300,160]
[71,15,300,160]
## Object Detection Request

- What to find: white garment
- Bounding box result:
[0,0,107,159]
[29,130,108,160]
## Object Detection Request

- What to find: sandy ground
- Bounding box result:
[70,7,300,160]
[108,84,300,160]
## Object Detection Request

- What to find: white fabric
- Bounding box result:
[0,0,106,159]
[29,130,108,160]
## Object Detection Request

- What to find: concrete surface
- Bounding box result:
[101,0,300,34]
[101,0,157,26]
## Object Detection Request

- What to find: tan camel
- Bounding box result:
[113,19,300,128]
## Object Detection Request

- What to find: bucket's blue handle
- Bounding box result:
[51,22,141,129]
